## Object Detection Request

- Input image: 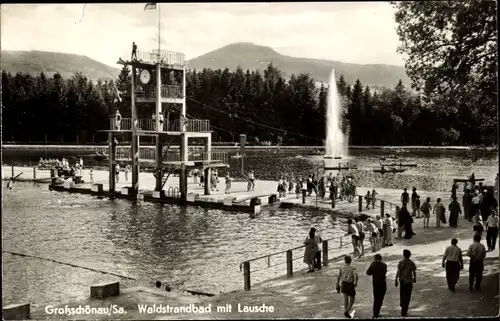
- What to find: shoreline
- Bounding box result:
[1,144,490,152]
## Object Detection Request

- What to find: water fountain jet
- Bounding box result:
[323,69,348,167]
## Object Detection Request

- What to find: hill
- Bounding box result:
[187,42,409,88]
[1,50,120,80]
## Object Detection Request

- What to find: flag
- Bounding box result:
[144,3,156,10]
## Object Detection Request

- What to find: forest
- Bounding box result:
[1,63,495,146]
[2,1,497,147]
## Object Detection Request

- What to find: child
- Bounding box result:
[225,173,232,194]
[415,195,421,218]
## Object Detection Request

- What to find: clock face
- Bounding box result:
[139,69,151,84]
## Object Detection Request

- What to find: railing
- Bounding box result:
[109,118,210,132]
[114,147,228,165]
[135,50,185,66]
[186,119,210,132]
[240,195,402,290]
[143,85,182,99]
[115,148,131,161]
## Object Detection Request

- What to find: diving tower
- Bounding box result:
[101,49,228,200]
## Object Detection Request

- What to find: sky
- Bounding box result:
[1,2,406,67]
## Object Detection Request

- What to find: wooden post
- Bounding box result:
[340,236,343,248]
[109,133,115,192]
[322,240,328,266]
[380,200,385,217]
[396,205,402,238]
[358,195,363,212]
[243,261,250,291]
[33,167,37,179]
[11,165,14,177]
[204,167,210,195]
[286,250,293,278]
[302,189,307,204]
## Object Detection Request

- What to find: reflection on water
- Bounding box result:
[2,151,498,308]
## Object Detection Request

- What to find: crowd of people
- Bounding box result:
[300,172,498,318]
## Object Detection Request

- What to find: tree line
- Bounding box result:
[1,63,494,146]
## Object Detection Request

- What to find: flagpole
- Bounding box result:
[157,3,161,59]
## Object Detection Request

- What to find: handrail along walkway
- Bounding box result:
[240,195,402,290]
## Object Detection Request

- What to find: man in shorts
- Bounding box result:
[337,255,358,318]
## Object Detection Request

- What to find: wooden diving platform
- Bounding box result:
[117,58,183,71]
[113,159,229,169]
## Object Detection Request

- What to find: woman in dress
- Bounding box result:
[304,229,319,273]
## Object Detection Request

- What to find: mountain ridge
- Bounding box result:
[187,42,409,88]
[1,43,409,88]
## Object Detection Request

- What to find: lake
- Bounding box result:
[2,149,497,310]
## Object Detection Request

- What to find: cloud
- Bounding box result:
[1,3,405,67]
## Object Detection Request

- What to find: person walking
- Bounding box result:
[433,198,446,228]
[383,213,394,246]
[374,215,384,246]
[486,209,499,251]
[395,249,417,317]
[442,238,464,292]
[365,191,372,210]
[313,228,323,270]
[472,211,484,237]
[466,234,486,292]
[411,187,418,217]
[337,255,358,318]
[370,189,377,209]
[463,189,473,221]
[366,219,379,252]
[448,196,461,228]
[346,218,360,257]
[420,197,432,228]
[303,229,318,273]
[366,254,387,318]
[354,217,365,257]
[471,192,481,218]
[401,187,410,208]
[415,195,421,218]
